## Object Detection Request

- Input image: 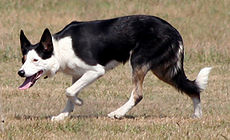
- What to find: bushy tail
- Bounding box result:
[195,67,212,91]
[172,67,212,96]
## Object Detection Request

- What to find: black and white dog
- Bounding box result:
[18,15,211,121]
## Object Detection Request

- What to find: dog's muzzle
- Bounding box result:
[18,70,25,77]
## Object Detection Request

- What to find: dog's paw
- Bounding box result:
[51,113,68,121]
[51,116,64,121]
[191,113,202,119]
[108,111,124,119]
[68,96,83,106]
[74,97,83,106]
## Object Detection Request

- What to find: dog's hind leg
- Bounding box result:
[152,65,211,118]
[108,65,149,119]
[51,76,80,121]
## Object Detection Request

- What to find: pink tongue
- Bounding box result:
[18,76,34,90]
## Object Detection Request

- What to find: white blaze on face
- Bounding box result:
[20,50,43,77]
[18,49,59,90]
[18,50,44,90]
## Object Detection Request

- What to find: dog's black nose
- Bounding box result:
[18,70,25,77]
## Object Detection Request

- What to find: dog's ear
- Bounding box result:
[36,28,53,59]
[20,30,31,55]
[39,28,53,53]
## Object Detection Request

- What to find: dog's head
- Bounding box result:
[18,28,59,90]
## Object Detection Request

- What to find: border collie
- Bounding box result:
[18,15,211,121]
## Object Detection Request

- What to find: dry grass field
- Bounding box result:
[0,0,230,139]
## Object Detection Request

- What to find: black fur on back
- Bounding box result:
[53,15,182,66]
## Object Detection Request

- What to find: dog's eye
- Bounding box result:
[33,59,38,62]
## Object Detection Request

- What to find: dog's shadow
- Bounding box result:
[14,114,170,121]
[14,114,51,121]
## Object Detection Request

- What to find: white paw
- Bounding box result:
[51,113,68,121]
[192,112,202,119]
[108,111,125,119]
[74,97,83,105]
[67,96,83,106]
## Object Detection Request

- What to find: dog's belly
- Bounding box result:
[61,65,86,77]
[104,60,120,71]
[60,60,120,77]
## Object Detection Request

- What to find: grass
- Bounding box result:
[0,0,230,139]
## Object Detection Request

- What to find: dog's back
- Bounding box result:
[53,15,182,66]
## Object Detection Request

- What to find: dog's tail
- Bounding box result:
[171,67,212,97]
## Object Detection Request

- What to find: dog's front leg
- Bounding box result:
[66,68,105,104]
[51,77,80,121]
[51,67,105,121]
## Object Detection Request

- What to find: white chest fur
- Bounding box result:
[52,36,121,77]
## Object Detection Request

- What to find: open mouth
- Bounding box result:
[19,70,43,90]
